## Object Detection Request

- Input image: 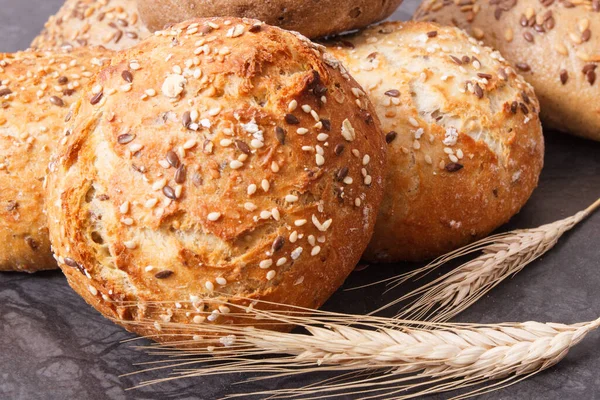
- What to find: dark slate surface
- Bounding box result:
[1,1,599,399]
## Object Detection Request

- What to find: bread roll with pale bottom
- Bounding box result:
[32,0,150,51]
[45,18,386,343]
[414,0,600,141]
[0,48,110,272]
[326,22,544,262]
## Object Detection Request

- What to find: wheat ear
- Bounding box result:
[367,198,600,323]
[122,300,600,399]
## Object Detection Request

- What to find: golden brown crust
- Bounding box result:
[45,18,386,343]
[0,48,111,272]
[31,0,150,51]
[414,0,600,141]
[326,21,544,262]
[136,0,403,38]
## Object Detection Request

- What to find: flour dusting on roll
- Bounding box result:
[0,48,111,272]
[326,21,544,262]
[45,18,386,343]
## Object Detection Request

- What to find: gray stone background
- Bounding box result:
[1,1,599,399]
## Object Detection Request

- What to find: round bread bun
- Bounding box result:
[414,0,600,141]
[31,0,150,51]
[0,48,110,272]
[325,21,544,262]
[45,18,386,342]
[136,0,404,39]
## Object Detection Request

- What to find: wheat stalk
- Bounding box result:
[121,299,600,399]
[366,198,600,323]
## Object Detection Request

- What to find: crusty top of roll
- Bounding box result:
[137,0,403,39]
[414,0,600,141]
[326,21,544,262]
[0,48,110,272]
[45,18,386,342]
[32,0,150,51]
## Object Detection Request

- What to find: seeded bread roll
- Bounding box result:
[414,0,600,141]
[136,0,404,38]
[326,21,544,262]
[0,48,110,272]
[32,0,150,51]
[45,18,386,342]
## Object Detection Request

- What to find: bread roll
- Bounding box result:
[414,0,600,141]
[136,0,403,38]
[45,18,386,342]
[32,0,150,51]
[0,48,110,272]
[326,22,544,262]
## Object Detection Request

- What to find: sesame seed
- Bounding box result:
[266,270,276,280]
[218,305,231,314]
[291,247,303,260]
[260,260,273,269]
[343,176,353,185]
[311,246,321,256]
[207,212,222,221]
[288,100,298,112]
[216,277,227,286]
[120,201,130,214]
[285,195,299,203]
[315,154,325,166]
[408,117,419,127]
[295,219,307,226]
[341,119,356,142]
[247,184,257,195]
[124,240,137,249]
[276,257,287,266]
[145,198,158,208]
[290,231,298,243]
[88,285,98,296]
[261,179,270,192]
[129,143,143,153]
[317,133,329,141]
[384,89,400,97]
[230,160,244,169]
[205,281,215,291]
[244,202,257,211]
[207,313,218,322]
[297,128,309,135]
